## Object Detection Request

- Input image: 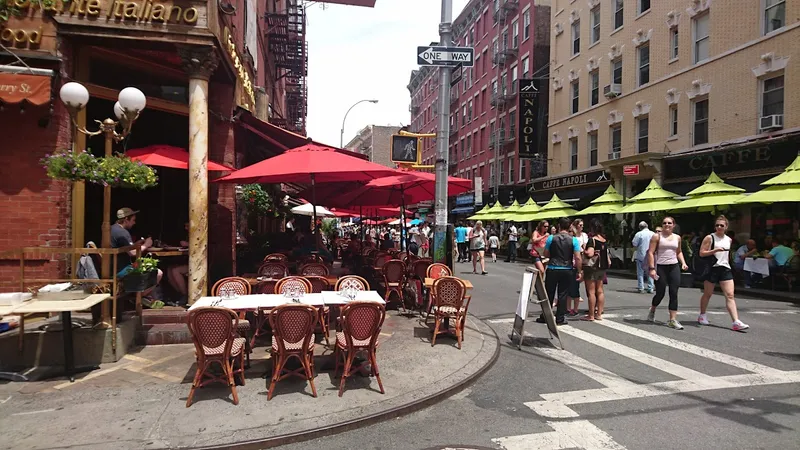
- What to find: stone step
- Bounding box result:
[137,323,192,346]
[141,308,188,325]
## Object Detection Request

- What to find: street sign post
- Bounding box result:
[417,45,474,67]
[623,164,640,176]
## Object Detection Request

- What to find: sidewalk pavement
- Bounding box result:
[0,311,498,450]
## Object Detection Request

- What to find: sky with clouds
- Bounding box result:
[305,0,469,147]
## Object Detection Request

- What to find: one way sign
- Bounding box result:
[417,46,474,67]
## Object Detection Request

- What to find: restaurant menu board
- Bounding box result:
[510,267,563,350]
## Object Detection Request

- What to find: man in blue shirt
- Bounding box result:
[632,221,655,293]
[454,222,468,263]
[538,217,582,325]
[766,240,794,269]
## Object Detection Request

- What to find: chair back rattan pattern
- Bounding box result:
[210,277,252,366]
[426,263,452,279]
[300,263,329,276]
[267,304,318,400]
[411,259,431,280]
[334,275,370,291]
[186,307,246,407]
[374,253,391,269]
[382,259,406,306]
[335,301,386,396]
[274,276,312,295]
[258,262,288,278]
[431,277,468,349]
[304,275,330,293]
[264,253,288,263]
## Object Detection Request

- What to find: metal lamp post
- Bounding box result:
[60,82,146,328]
[340,99,378,148]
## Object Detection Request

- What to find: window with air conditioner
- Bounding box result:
[612,59,623,84]
[638,44,650,86]
[693,13,709,64]
[588,133,598,166]
[761,75,784,130]
[590,7,601,44]
[669,106,678,137]
[614,0,624,30]
[590,71,599,106]
[571,80,580,114]
[693,99,709,145]
[764,0,785,34]
[637,117,649,153]
[610,125,622,159]
[570,138,578,170]
[572,20,581,56]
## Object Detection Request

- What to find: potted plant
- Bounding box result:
[122,256,160,292]
[41,150,158,189]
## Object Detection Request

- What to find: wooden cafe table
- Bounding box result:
[424,277,473,290]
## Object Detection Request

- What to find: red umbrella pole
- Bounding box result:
[401,187,409,259]
[311,173,318,251]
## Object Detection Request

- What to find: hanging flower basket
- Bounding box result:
[41,151,158,189]
[121,256,160,292]
[238,184,278,216]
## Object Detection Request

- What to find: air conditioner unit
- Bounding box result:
[603,84,622,98]
[608,151,621,161]
[760,114,784,131]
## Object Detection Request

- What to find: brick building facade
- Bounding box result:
[344,125,402,168]
[407,0,551,212]
[543,0,799,231]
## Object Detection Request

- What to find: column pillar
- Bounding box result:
[179,46,219,304]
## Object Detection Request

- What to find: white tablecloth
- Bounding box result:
[189,291,385,311]
[743,258,770,277]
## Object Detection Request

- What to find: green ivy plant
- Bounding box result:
[129,256,159,274]
[41,150,158,189]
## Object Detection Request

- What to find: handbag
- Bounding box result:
[583,237,600,268]
[693,235,716,281]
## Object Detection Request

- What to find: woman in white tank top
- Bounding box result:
[646,216,689,330]
[697,215,749,331]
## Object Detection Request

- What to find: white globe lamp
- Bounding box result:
[113,102,125,120]
[59,82,89,110]
[118,87,146,113]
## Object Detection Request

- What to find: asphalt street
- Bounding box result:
[278,260,800,450]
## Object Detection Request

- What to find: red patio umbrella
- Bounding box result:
[216,142,398,232]
[127,145,234,171]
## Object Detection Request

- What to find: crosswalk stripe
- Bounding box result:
[493,420,628,450]
[557,326,727,387]
[594,319,786,376]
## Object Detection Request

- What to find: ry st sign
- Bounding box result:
[417,46,474,67]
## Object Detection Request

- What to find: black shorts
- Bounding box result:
[568,270,581,298]
[707,266,734,284]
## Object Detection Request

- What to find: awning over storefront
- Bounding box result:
[0,73,51,106]
[451,206,474,215]
[237,109,367,160]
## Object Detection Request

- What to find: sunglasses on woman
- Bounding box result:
[715,223,726,228]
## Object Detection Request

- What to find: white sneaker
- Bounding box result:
[668,319,684,330]
[646,310,655,322]
[698,314,709,326]
[732,320,750,331]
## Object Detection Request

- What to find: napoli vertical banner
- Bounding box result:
[518,79,542,159]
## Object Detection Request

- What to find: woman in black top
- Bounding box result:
[582,219,611,321]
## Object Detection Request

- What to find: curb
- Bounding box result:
[197,315,501,450]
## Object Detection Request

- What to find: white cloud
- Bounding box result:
[305,0,469,147]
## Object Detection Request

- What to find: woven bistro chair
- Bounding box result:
[267,304,318,400]
[334,301,386,397]
[426,263,452,279]
[186,307,246,407]
[264,253,288,263]
[210,277,252,367]
[300,263,329,277]
[334,275,370,291]
[258,261,288,279]
[304,275,332,346]
[430,277,469,349]
[274,276,313,295]
[405,259,431,309]
[381,259,406,309]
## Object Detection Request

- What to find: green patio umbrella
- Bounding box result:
[467,204,490,220]
[512,197,542,221]
[530,194,579,220]
[737,154,800,204]
[672,171,746,211]
[479,202,507,220]
[497,199,522,221]
[579,185,624,215]
[620,179,680,214]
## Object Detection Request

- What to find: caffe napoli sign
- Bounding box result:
[10,0,201,26]
[530,169,611,192]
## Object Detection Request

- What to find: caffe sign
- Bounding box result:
[662,139,799,180]
[530,169,611,192]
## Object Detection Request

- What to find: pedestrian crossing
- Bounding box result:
[488,316,800,450]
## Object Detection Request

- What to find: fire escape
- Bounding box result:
[266,0,308,135]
